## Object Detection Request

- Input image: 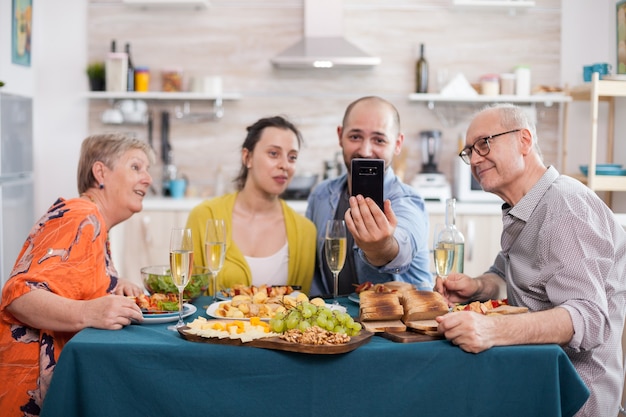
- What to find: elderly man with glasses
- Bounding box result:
[435,103,626,417]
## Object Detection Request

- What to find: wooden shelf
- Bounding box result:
[568,173,626,192]
[562,73,626,207]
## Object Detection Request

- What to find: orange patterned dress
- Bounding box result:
[0,198,118,416]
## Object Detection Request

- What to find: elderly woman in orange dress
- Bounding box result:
[0,133,154,416]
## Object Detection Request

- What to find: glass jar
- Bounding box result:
[161,68,183,92]
[105,52,128,92]
[134,67,150,92]
[500,73,515,95]
[480,74,500,96]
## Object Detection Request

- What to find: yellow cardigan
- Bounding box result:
[185,192,317,295]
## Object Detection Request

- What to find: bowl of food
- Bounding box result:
[141,265,210,300]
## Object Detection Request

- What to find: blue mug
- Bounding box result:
[169,178,187,199]
[592,63,611,74]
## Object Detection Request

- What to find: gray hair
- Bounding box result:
[77,133,155,194]
[482,103,542,159]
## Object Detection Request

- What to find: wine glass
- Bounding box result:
[433,223,455,281]
[168,228,194,331]
[324,220,347,304]
[205,219,226,304]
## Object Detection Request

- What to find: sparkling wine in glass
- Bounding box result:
[205,219,226,304]
[433,223,455,281]
[325,220,347,304]
[168,228,194,330]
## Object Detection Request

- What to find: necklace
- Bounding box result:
[80,193,96,203]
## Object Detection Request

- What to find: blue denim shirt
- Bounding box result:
[306,168,432,296]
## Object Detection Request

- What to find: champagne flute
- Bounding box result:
[205,219,226,304]
[433,223,455,281]
[168,228,194,330]
[325,220,347,304]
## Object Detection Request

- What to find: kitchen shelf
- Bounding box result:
[86,91,241,101]
[562,73,626,206]
[408,92,570,127]
[452,0,535,9]
[122,0,209,9]
[408,93,570,106]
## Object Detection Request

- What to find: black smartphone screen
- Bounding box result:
[351,158,384,210]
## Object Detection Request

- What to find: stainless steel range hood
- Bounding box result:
[271,0,380,69]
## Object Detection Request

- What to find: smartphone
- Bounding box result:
[351,158,384,210]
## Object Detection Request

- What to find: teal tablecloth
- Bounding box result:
[41,296,589,417]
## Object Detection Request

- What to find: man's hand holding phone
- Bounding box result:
[347,159,399,266]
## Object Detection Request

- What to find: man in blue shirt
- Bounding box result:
[306,96,431,297]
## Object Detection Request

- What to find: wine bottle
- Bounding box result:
[415,43,429,93]
[445,198,465,273]
[110,39,116,52]
[125,43,135,92]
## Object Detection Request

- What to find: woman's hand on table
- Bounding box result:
[82,295,144,329]
[113,278,144,297]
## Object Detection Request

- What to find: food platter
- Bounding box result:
[177,324,374,354]
[141,303,197,324]
[205,300,346,321]
[216,289,302,302]
[216,285,302,301]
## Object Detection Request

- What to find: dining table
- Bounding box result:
[40,295,589,417]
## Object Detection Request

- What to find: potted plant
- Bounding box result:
[86,62,105,91]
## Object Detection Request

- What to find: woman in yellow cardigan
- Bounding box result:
[186,116,316,294]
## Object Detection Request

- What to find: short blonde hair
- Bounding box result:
[77,133,155,194]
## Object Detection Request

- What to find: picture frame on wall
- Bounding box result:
[11,0,32,67]
[618,0,626,74]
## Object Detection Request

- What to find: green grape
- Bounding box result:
[316,315,328,328]
[333,325,346,334]
[271,319,285,333]
[318,307,331,318]
[336,312,350,324]
[301,304,314,318]
[347,322,362,336]
[298,320,311,331]
[325,320,336,331]
[286,314,299,330]
[273,311,286,321]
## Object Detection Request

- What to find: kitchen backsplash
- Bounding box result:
[87,0,563,198]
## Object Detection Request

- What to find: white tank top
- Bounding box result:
[244,242,289,287]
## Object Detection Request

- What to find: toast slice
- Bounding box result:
[401,290,449,321]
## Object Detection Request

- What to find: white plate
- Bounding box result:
[141,303,197,324]
[348,293,360,304]
[215,289,302,301]
[206,300,346,321]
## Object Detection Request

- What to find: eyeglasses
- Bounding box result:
[458,129,521,165]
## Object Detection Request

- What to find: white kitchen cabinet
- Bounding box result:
[428,211,502,278]
[109,210,190,287]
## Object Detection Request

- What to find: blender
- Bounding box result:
[411,130,451,201]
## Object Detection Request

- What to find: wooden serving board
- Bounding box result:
[361,320,406,333]
[378,330,443,343]
[178,326,374,355]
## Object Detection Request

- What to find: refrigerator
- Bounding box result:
[0,92,34,289]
